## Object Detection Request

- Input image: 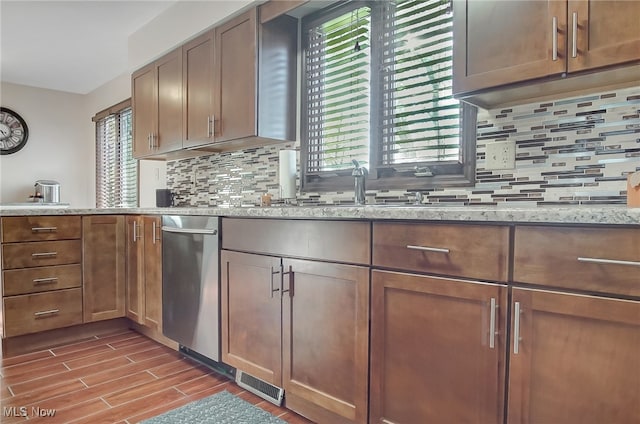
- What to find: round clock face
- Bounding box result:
[0,107,29,155]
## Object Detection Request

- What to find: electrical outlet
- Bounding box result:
[485,141,516,170]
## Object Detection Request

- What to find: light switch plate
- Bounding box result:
[485,141,516,170]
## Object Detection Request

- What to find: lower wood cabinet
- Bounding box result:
[370,270,507,424]
[125,215,162,331]
[221,250,369,423]
[507,287,640,424]
[82,215,126,322]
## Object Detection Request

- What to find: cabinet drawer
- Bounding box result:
[3,288,83,337]
[2,216,81,242]
[2,264,82,296]
[222,218,370,265]
[2,240,82,269]
[514,226,640,297]
[373,222,509,282]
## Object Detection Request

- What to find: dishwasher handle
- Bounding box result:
[161,226,218,235]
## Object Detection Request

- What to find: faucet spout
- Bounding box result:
[352,160,368,205]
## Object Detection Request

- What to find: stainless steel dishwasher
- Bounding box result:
[162,215,220,362]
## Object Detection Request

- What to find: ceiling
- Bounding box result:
[0,0,177,94]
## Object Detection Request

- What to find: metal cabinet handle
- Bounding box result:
[282,266,293,297]
[152,221,159,244]
[34,309,60,318]
[489,298,498,349]
[133,221,139,242]
[406,245,450,254]
[211,115,216,137]
[552,16,558,61]
[270,267,281,298]
[572,11,578,58]
[148,133,152,150]
[31,226,57,232]
[577,257,640,267]
[33,277,58,285]
[513,302,522,354]
[32,252,57,258]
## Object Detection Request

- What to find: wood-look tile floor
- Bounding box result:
[0,330,313,423]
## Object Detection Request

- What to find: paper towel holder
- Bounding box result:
[279,149,297,205]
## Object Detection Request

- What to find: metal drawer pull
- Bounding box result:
[34,309,60,318]
[33,277,58,285]
[577,257,640,267]
[31,226,57,232]
[270,267,281,298]
[489,298,498,349]
[406,245,450,254]
[513,302,522,354]
[571,11,578,58]
[552,16,558,61]
[161,226,217,235]
[32,252,57,258]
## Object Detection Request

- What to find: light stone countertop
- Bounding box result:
[1,204,639,225]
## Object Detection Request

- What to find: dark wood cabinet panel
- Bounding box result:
[223,218,370,265]
[3,288,83,337]
[514,225,640,297]
[3,264,82,296]
[156,48,183,154]
[132,63,156,158]
[221,250,282,385]
[1,216,81,242]
[370,270,507,424]
[215,8,257,143]
[508,288,640,424]
[283,258,369,424]
[568,0,640,72]
[373,222,509,282]
[182,30,215,148]
[453,0,640,108]
[143,216,162,331]
[453,0,566,95]
[82,215,126,323]
[125,216,145,324]
[2,240,82,269]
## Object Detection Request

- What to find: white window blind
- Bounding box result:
[95,105,137,208]
[305,5,372,172]
[380,0,460,165]
[302,0,474,189]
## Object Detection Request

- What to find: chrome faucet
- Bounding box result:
[352,159,368,205]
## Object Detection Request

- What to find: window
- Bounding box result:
[301,0,476,191]
[93,100,138,208]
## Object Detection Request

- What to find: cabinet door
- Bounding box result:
[183,30,215,148]
[453,0,567,95]
[508,288,640,424]
[132,63,156,158]
[155,48,183,154]
[282,259,369,424]
[143,216,162,331]
[82,216,126,322]
[125,216,145,324]
[215,8,257,143]
[221,250,282,385]
[370,270,507,424]
[568,0,640,72]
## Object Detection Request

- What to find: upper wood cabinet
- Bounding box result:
[132,5,297,158]
[132,48,183,158]
[453,0,640,108]
[183,30,215,149]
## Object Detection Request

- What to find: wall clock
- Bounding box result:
[0,107,29,155]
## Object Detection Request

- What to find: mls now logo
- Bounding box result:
[3,406,56,417]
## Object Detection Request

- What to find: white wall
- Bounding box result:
[0,82,92,206]
[0,1,252,207]
[128,0,253,72]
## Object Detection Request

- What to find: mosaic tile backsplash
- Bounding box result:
[167,86,640,207]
